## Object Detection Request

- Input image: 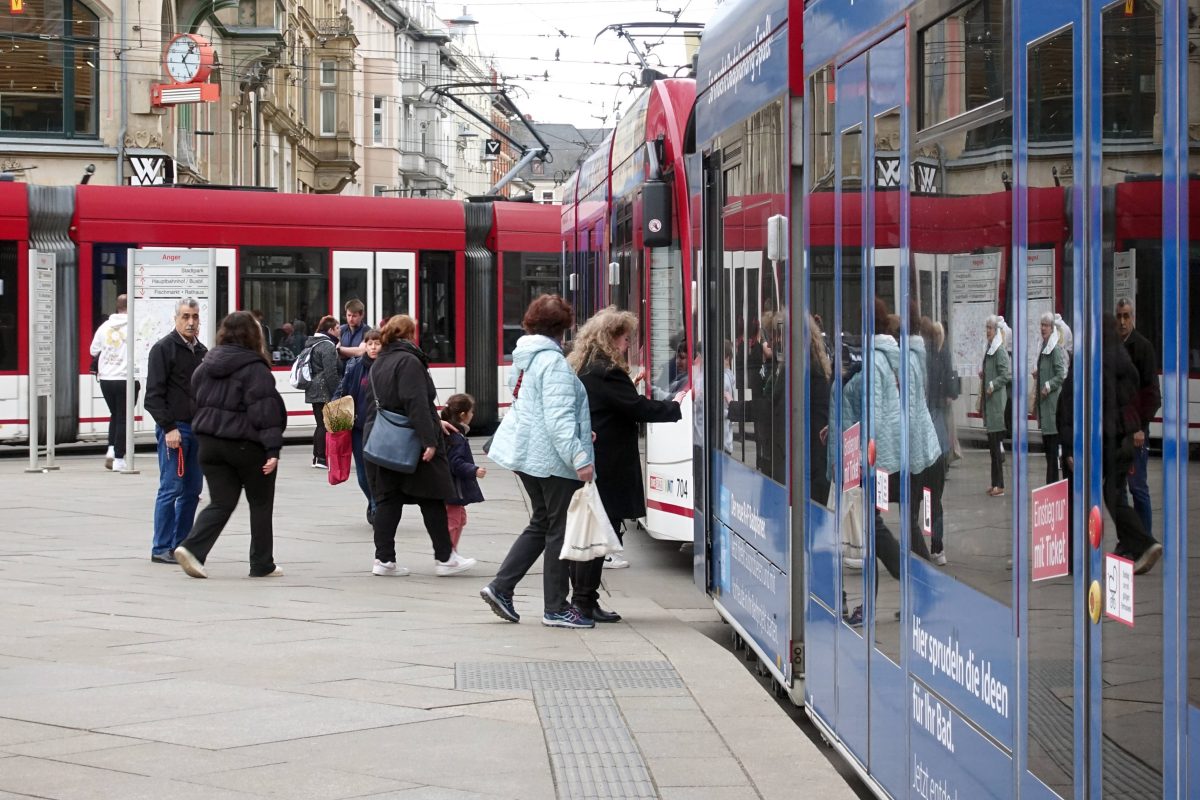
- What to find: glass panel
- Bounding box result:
[503,251,561,359]
[809,66,836,505]
[417,251,455,363]
[339,268,369,328]
[909,118,1012,604]
[320,91,336,136]
[918,0,1005,130]
[720,128,750,469]
[73,45,96,136]
[240,248,329,362]
[0,38,64,134]
[0,242,16,371]
[379,269,409,319]
[838,120,865,631]
[1023,28,1075,797]
[648,241,685,401]
[1188,0,1200,755]
[1100,1,1164,794]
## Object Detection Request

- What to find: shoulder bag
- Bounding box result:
[363,368,422,473]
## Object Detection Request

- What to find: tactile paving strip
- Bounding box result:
[456,662,680,798]
[455,660,684,691]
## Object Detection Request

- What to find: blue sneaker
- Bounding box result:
[844,605,863,628]
[542,606,595,629]
[481,585,520,623]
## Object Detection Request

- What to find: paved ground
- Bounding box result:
[0,442,856,800]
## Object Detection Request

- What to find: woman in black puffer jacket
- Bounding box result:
[174,311,287,579]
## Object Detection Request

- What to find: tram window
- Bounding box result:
[1102,3,1156,140]
[809,66,835,192]
[1188,0,1200,722]
[649,245,685,401]
[418,250,455,363]
[908,112,1012,608]
[0,243,16,371]
[240,248,328,366]
[91,244,133,342]
[918,0,1005,131]
[502,251,560,358]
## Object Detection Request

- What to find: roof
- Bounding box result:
[510,121,611,188]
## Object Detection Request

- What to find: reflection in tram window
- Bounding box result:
[908,108,1013,605]
[1188,0,1200,749]
[417,251,455,363]
[1100,1,1165,793]
[241,248,329,364]
[808,314,832,503]
[918,0,1004,130]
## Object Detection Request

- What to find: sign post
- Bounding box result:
[124,248,217,474]
[26,250,58,472]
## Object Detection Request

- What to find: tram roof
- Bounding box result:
[72,186,466,249]
[0,182,28,241]
[488,202,560,252]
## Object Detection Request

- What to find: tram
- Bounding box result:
[691,0,1200,796]
[560,78,697,542]
[0,184,560,445]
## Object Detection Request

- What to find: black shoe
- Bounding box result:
[588,606,622,623]
[151,552,177,564]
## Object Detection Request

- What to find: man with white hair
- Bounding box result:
[1114,298,1159,536]
[143,298,208,564]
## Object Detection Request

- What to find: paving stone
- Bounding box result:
[191,762,415,799]
[645,755,752,787]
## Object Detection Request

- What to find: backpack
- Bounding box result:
[289,339,331,390]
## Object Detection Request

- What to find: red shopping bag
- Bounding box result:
[327,430,353,485]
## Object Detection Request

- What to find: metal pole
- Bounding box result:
[125,248,137,473]
[486,147,543,196]
[26,250,38,472]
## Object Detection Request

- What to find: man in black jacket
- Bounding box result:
[143,298,208,563]
[1115,298,1160,536]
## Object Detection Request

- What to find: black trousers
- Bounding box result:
[311,403,327,460]
[99,379,140,458]
[179,435,277,576]
[569,514,624,611]
[491,473,582,614]
[988,432,1005,488]
[1044,434,1060,484]
[1104,468,1156,559]
[372,492,454,564]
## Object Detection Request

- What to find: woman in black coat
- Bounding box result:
[366,314,476,578]
[174,311,287,579]
[566,307,683,622]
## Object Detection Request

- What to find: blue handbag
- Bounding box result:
[363,371,422,473]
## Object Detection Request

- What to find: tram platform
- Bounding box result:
[0,446,857,800]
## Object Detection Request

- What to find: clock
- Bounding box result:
[164,33,214,84]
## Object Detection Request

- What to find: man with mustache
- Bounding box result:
[144,298,208,564]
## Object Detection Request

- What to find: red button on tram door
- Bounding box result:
[867,439,876,467]
[1089,505,1103,550]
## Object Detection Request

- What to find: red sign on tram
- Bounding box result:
[842,422,861,490]
[1031,479,1070,582]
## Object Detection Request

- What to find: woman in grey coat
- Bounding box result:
[980,316,1011,496]
[1033,311,1068,484]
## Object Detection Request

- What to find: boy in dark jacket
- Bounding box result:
[441,394,486,553]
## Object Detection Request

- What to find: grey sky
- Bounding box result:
[439,0,721,128]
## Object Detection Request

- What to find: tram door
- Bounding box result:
[333,251,415,328]
[1015,1,1172,796]
[828,32,907,790]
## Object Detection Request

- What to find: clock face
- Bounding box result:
[166,35,203,83]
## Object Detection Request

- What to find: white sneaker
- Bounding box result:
[372,560,410,577]
[112,458,128,472]
[603,553,630,570]
[174,546,207,579]
[931,550,947,566]
[105,446,114,470]
[435,552,477,576]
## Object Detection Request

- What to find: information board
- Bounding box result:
[30,251,54,397]
[128,249,216,379]
[1026,249,1055,372]
[948,252,1000,375]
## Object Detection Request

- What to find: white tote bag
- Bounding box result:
[838,486,865,571]
[560,482,623,562]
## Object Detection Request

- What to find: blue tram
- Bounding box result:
[690,0,1200,796]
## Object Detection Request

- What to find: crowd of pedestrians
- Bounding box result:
[100,292,667,628]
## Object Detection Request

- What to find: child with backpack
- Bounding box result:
[440,394,486,556]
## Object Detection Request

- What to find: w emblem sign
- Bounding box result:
[128,156,175,186]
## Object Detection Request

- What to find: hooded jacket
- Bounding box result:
[89,313,130,380]
[842,335,941,476]
[302,333,340,404]
[190,344,287,457]
[486,334,593,480]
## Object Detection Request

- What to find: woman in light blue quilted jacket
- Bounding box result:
[482,295,597,630]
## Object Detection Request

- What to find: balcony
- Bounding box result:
[313,132,359,193]
[315,12,354,40]
[400,79,424,101]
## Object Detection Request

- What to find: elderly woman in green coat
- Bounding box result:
[1034,312,1069,485]
[981,316,1011,496]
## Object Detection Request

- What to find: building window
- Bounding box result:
[373,185,387,196]
[300,47,310,123]
[320,60,337,136]
[0,0,99,138]
[372,96,384,144]
[540,190,555,204]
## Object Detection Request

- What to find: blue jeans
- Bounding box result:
[152,423,203,555]
[352,427,375,513]
[1129,441,1152,536]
